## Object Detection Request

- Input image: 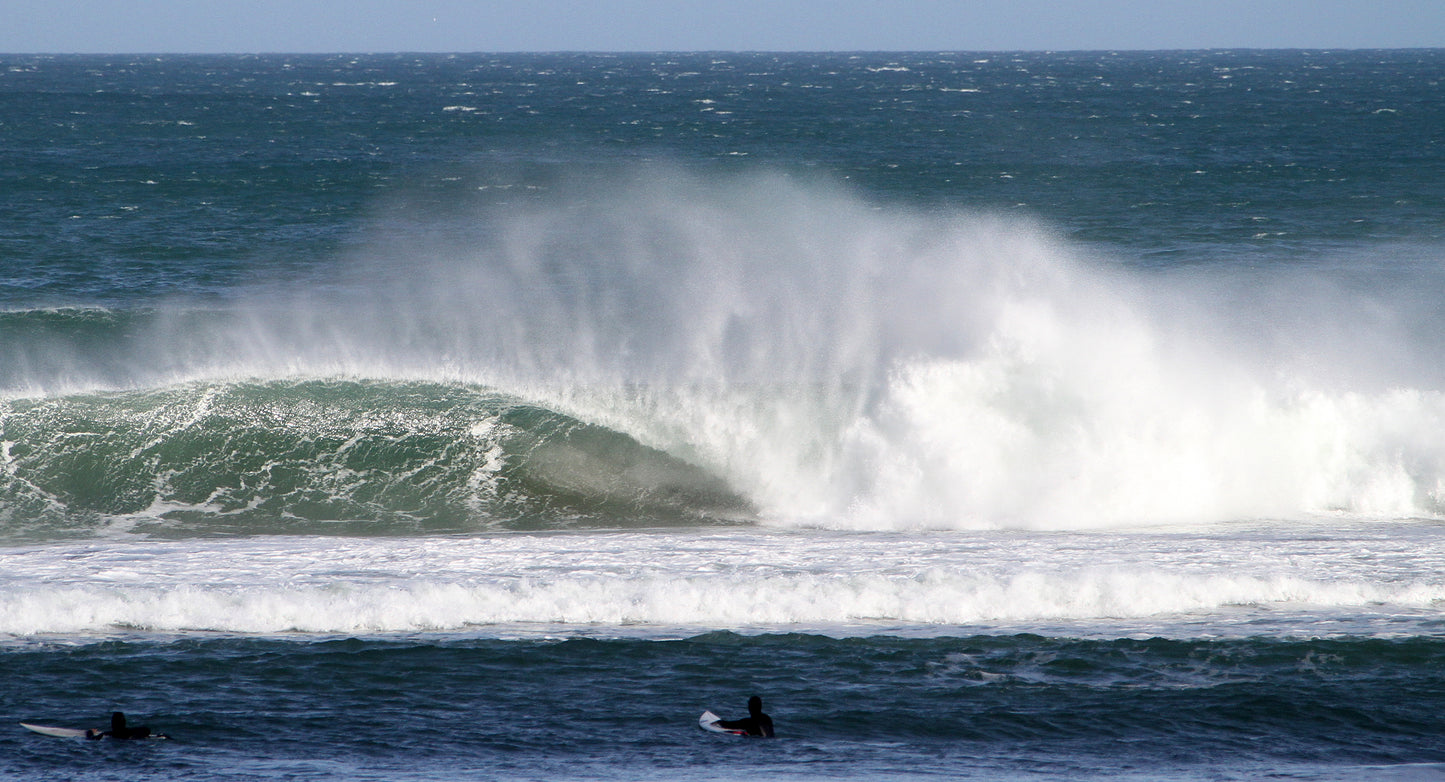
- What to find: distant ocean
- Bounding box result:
[4,50,1445,781]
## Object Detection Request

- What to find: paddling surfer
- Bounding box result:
[715,695,774,737]
[87,712,161,740]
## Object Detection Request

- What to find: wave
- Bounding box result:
[0,572,1415,636]
[0,379,751,538]
[2,537,1441,637]
[5,169,1445,532]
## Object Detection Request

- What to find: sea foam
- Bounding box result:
[2,527,1442,638]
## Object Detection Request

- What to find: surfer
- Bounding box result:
[715,695,774,737]
[86,712,157,740]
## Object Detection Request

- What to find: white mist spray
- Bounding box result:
[36,168,1445,530]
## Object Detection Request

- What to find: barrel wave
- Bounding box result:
[0,377,750,539]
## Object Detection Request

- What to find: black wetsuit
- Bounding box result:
[716,713,774,737]
[87,712,153,740]
[717,698,775,737]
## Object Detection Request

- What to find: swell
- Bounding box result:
[0,378,752,539]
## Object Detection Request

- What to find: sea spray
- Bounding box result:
[5,172,1445,531]
[340,171,1445,529]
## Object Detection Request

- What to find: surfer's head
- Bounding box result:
[748,696,762,715]
[111,712,126,731]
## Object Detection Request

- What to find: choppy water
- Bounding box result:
[4,50,1445,780]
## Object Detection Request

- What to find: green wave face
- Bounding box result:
[0,380,752,539]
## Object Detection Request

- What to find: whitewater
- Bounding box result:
[5,524,1445,639]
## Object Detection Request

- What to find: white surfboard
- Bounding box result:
[20,723,91,738]
[699,710,747,735]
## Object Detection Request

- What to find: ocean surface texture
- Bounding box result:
[3,50,1445,780]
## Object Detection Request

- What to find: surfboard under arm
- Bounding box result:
[698,710,748,735]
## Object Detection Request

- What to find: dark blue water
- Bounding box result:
[4,50,1442,309]
[7,634,1445,781]
[5,51,1445,780]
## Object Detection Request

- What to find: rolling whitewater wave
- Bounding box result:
[4,560,1438,636]
[3,527,1444,637]
[5,171,1445,534]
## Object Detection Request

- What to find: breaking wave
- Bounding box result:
[0,379,750,538]
[5,170,1445,535]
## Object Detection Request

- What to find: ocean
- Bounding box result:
[3,49,1445,780]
